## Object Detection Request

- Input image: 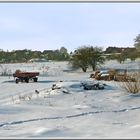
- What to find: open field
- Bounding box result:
[0,59,140,138]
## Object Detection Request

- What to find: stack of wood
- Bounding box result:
[90,69,136,82]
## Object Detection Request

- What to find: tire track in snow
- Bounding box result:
[0,116,62,127]
[0,106,140,128]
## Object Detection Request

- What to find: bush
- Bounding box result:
[121,72,140,94]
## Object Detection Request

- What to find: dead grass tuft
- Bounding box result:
[120,72,140,94]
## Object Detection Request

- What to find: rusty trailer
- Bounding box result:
[13,71,39,83]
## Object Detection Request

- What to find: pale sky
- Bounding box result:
[0,3,140,53]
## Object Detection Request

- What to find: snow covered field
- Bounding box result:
[0,59,140,138]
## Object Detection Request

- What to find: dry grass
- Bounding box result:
[121,72,140,94]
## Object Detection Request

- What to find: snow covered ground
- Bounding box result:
[0,59,140,138]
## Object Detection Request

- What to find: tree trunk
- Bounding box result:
[82,67,87,72]
[92,65,96,71]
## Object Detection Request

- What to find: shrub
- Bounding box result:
[121,72,140,94]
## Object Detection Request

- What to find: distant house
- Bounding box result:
[104,47,137,54]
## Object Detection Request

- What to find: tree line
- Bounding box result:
[0,47,70,63]
[0,34,140,72]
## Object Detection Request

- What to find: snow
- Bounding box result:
[0,59,140,138]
